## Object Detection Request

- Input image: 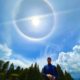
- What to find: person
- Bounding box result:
[42,57,58,80]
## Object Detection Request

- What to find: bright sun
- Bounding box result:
[31,16,40,27]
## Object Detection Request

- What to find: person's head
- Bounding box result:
[47,57,52,65]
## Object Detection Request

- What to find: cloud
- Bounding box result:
[56,44,80,72]
[8,54,33,68]
[0,44,12,58]
[0,44,32,68]
[8,59,30,68]
[6,53,53,69]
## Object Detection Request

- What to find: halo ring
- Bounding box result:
[13,0,57,41]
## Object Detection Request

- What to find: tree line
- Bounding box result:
[0,60,73,80]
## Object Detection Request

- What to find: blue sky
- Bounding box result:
[0,0,80,79]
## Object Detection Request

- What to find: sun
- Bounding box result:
[31,16,40,27]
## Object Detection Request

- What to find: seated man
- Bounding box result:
[42,57,58,80]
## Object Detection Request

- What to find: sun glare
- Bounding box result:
[31,16,40,27]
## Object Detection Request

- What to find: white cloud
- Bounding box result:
[9,59,30,68]
[0,44,12,57]
[56,44,80,72]
[3,54,32,68]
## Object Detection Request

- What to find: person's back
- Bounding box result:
[42,57,58,80]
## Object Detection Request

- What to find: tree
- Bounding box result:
[57,64,73,80]
[15,66,21,75]
[2,61,9,72]
[27,63,43,80]
[9,63,14,72]
[7,63,14,79]
[65,71,73,80]
[56,64,65,80]
[20,68,28,80]
[0,60,4,72]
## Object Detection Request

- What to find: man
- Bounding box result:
[42,57,58,80]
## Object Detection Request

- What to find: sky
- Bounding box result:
[0,0,80,79]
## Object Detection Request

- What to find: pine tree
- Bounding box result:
[64,71,73,80]
[27,63,43,80]
[0,60,4,72]
[19,68,28,80]
[56,64,65,80]
[7,63,14,79]
[9,63,14,73]
[2,61,9,72]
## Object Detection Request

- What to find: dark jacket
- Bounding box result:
[42,64,58,79]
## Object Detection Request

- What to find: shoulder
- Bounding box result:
[51,64,57,68]
[44,65,48,68]
[43,65,48,69]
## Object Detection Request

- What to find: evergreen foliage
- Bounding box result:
[0,60,73,80]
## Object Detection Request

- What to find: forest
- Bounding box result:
[0,60,73,80]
